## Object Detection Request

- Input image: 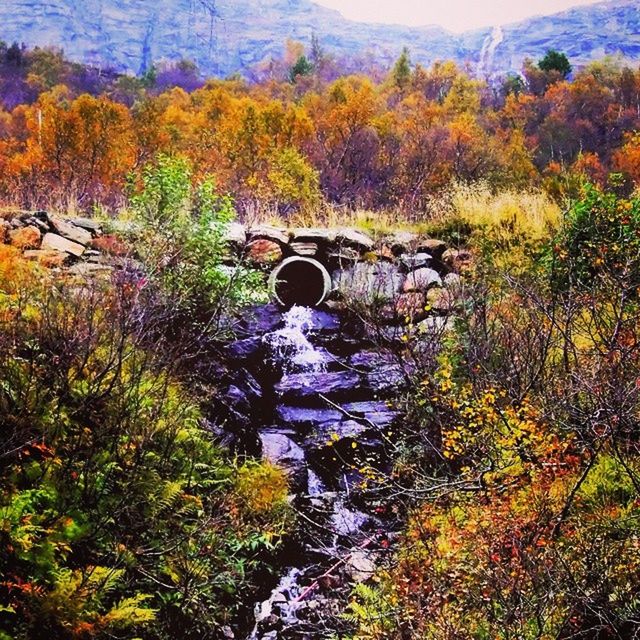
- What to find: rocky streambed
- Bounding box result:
[218,303,409,639]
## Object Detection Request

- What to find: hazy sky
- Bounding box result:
[315,0,603,32]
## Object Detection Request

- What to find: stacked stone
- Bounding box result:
[225,223,473,325]
[0,210,113,276]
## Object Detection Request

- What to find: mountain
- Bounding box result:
[0,0,638,79]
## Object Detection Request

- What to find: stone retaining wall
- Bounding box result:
[1,213,473,324]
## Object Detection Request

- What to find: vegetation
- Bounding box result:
[0,174,288,638]
[2,35,640,640]
[346,184,640,639]
[0,44,638,216]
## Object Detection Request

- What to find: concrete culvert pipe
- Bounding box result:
[269,257,332,307]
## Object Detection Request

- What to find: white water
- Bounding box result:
[263,306,328,374]
[249,568,304,640]
[478,25,504,78]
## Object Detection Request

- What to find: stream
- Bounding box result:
[226,304,405,639]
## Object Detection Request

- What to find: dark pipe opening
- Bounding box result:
[270,258,331,307]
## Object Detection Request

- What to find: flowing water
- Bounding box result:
[262,306,329,374]
[247,305,394,639]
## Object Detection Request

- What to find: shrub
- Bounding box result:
[0,254,288,639]
[548,183,640,293]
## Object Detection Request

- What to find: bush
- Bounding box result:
[0,254,288,639]
[129,154,266,334]
[548,183,640,293]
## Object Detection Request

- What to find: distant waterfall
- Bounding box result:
[478,25,504,78]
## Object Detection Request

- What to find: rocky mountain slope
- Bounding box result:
[0,0,638,78]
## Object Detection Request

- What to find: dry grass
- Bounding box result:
[449,181,561,241]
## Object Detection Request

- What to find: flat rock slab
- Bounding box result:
[291,228,337,243]
[289,241,318,256]
[348,350,397,371]
[70,218,103,233]
[41,233,85,257]
[276,406,344,430]
[275,370,364,405]
[50,215,93,246]
[336,228,374,252]
[342,401,400,428]
[226,336,263,361]
[248,224,290,245]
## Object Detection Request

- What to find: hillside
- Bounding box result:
[0,0,638,78]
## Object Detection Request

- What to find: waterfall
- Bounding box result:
[262,305,328,374]
[478,25,504,78]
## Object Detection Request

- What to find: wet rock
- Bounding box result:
[260,430,307,491]
[335,228,374,252]
[342,401,400,429]
[276,406,343,431]
[226,336,263,361]
[50,215,93,246]
[41,233,85,257]
[347,350,397,371]
[275,370,363,405]
[334,262,404,304]
[23,249,68,268]
[366,365,406,396]
[243,304,283,335]
[400,252,433,271]
[417,238,447,260]
[305,309,341,334]
[247,239,283,265]
[9,225,41,250]
[403,267,442,292]
[248,224,290,245]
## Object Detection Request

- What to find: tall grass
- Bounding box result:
[449,181,562,242]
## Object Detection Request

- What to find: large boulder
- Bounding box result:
[275,370,364,406]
